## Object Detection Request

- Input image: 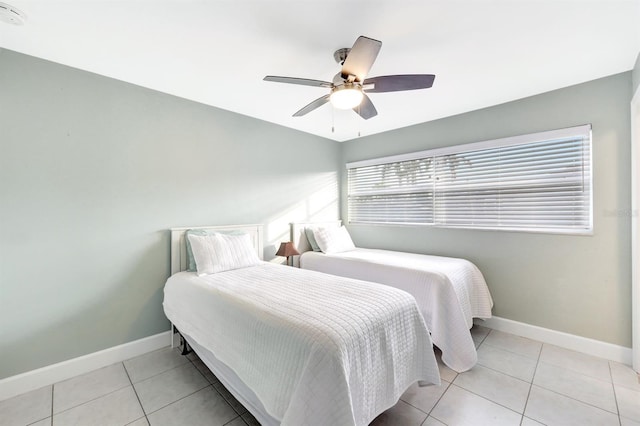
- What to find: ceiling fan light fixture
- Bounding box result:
[330,84,364,110]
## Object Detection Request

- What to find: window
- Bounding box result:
[347,125,592,234]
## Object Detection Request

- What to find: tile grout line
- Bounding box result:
[185,352,236,409]
[472,327,490,348]
[608,361,623,426]
[480,340,542,362]
[447,381,525,418]
[122,354,209,418]
[222,414,243,426]
[47,354,181,421]
[529,383,623,419]
[50,384,54,425]
[531,345,623,416]
[21,387,55,426]
[531,343,616,382]
[51,382,132,417]
[125,349,191,385]
[186,353,239,412]
[522,384,627,425]
[527,353,623,417]
[145,383,213,417]
[123,361,150,425]
[212,383,250,417]
[535,346,626,417]
[398,378,452,416]
[43,363,139,423]
[428,330,528,424]
[535,360,620,385]
[471,330,534,420]
[519,340,543,426]
[130,348,237,419]
[474,361,535,384]
[187,353,210,381]
[191,354,249,417]
[425,379,454,420]
[189,353,252,419]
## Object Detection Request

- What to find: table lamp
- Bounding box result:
[276,242,300,266]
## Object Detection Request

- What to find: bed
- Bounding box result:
[163,224,440,426]
[291,221,494,373]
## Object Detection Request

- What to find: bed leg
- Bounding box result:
[178,333,192,356]
[172,326,192,356]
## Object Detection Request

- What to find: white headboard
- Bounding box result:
[290,221,342,254]
[170,224,264,275]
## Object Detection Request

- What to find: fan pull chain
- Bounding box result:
[331,106,335,133]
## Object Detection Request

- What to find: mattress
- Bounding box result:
[163,262,440,426]
[300,248,493,372]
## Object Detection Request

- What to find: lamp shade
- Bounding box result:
[276,241,300,257]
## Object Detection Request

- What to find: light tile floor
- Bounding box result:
[2,326,639,426]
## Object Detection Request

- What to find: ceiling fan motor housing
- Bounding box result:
[333,48,351,65]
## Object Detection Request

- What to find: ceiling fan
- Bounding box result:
[264,35,435,120]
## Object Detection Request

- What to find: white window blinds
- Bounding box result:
[348,158,435,224]
[347,125,592,234]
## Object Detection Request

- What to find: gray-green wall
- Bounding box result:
[342,72,633,347]
[0,49,341,379]
[633,52,640,95]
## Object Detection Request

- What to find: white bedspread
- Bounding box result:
[163,262,440,426]
[300,249,493,372]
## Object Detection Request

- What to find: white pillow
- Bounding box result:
[312,226,356,254]
[187,232,261,275]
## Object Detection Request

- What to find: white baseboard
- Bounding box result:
[0,330,171,401]
[475,316,632,365]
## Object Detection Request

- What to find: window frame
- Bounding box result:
[346,124,593,235]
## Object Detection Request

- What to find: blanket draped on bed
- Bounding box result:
[300,248,494,372]
[163,262,440,426]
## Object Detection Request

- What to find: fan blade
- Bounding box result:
[293,94,331,117]
[363,74,435,93]
[341,36,382,83]
[353,94,377,120]
[264,76,333,88]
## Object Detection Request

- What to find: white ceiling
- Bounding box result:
[1,1,639,142]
